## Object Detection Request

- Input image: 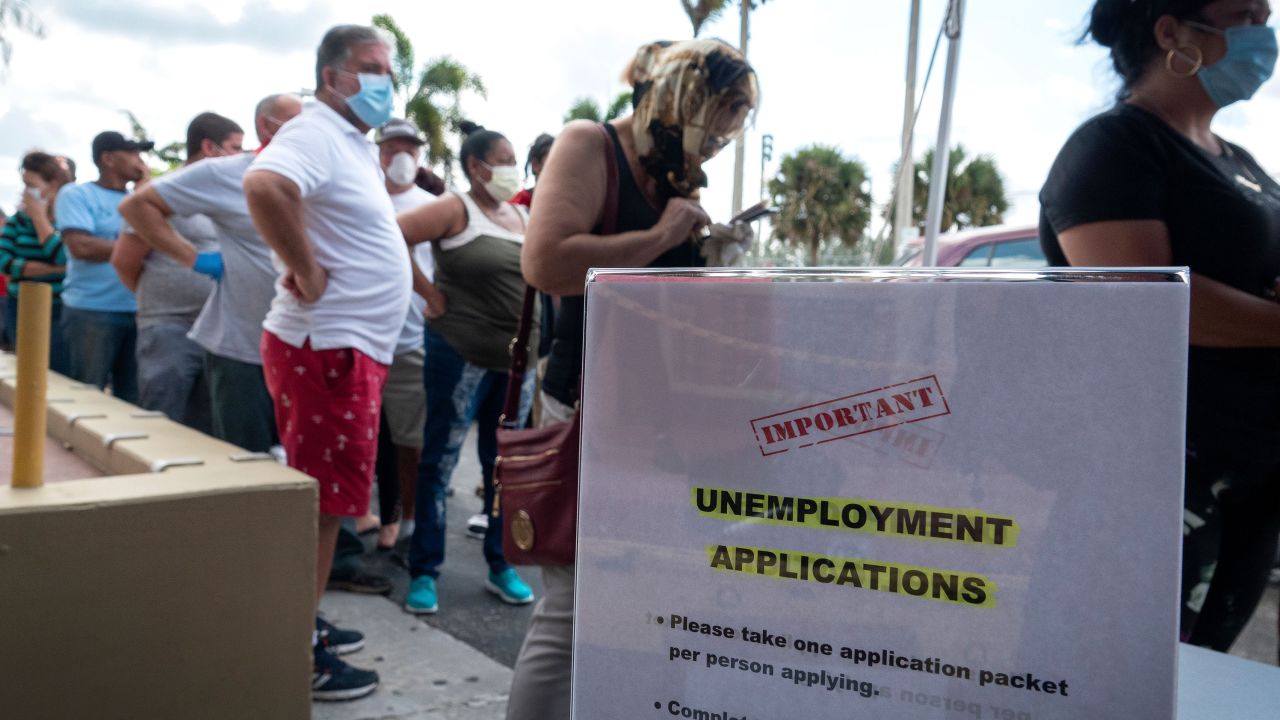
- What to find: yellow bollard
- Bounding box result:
[11,282,52,488]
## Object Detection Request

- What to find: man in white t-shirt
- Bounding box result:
[243,24,410,702]
[364,118,437,550]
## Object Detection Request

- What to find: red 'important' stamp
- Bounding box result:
[750,375,951,457]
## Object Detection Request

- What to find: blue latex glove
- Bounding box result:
[192,251,224,281]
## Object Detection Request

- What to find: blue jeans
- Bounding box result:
[408,326,533,579]
[62,306,138,404]
[6,294,69,376]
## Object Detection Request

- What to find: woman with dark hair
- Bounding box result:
[1040,0,1280,651]
[506,38,758,719]
[397,121,537,615]
[1,151,73,371]
[511,133,555,208]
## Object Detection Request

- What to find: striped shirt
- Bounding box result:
[0,211,66,294]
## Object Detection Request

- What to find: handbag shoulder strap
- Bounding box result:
[502,123,618,428]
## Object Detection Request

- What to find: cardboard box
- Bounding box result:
[0,466,317,719]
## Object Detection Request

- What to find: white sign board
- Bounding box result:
[573,269,1188,720]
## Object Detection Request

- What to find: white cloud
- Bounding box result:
[1044,17,1069,32]
[41,0,335,52]
[5,0,1279,241]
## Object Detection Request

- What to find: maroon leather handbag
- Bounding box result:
[495,123,617,566]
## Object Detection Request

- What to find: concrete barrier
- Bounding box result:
[0,352,316,719]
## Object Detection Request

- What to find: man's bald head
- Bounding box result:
[254,93,304,145]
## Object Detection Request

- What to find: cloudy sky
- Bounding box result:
[4,0,1280,234]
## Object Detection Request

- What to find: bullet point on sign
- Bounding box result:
[654,701,661,709]
[657,616,664,624]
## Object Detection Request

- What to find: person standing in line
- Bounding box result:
[1,151,73,373]
[55,131,152,401]
[119,94,396,604]
[1040,0,1280,652]
[244,25,410,702]
[398,121,537,616]
[511,133,554,209]
[509,39,758,719]
[511,133,558,370]
[119,94,302,454]
[370,117,436,550]
[112,112,244,430]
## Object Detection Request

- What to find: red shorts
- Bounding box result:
[260,331,389,517]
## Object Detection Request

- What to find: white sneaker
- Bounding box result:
[466,513,488,539]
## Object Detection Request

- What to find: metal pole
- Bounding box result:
[893,0,922,255]
[731,0,750,216]
[11,282,51,488]
[922,0,966,267]
[757,133,773,258]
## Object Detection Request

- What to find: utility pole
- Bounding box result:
[892,0,921,256]
[759,133,773,201]
[757,133,773,255]
[923,0,966,266]
[731,0,750,216]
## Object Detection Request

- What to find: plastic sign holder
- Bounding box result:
[572,268,1189,720]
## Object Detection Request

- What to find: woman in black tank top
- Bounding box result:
[507,39,759,720]
[540,123,707,406]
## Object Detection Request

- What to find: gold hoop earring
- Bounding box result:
[1166,44,1204,77]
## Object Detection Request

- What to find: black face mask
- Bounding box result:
[641,121,708,200]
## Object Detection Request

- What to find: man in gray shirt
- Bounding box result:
[113,112,244,430]
[118,94,302,452]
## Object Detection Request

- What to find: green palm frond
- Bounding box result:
[0,0,45,69]
[372,14,415,100]
[681,0,731,37]
[564,98,602,124]
[769,145,872,266]
[909,145,1009,234]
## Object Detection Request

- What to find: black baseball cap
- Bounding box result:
[92,131,155,163]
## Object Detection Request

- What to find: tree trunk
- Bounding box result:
[807,236,819,267]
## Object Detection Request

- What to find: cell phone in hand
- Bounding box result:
[728,201,777,225]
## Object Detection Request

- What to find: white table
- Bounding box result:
[1178,643,1278,718]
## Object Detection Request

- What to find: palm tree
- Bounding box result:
[373,14,414,97]
[605,91,633,120]
[563,92,633,124]
[909,145,1008,235]
[1,0,44,70]
[681,0,731,37]
[768,145,872,266]
[411,57,487,181]
[564,98,603,124]
[120,110,183,172]
[372,15,486,180]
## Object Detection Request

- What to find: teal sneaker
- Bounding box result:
[485,567,535,605]
[405,576,439,614]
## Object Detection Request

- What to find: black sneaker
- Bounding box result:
[316,617,364,656]
[312,643,378,702]
[326,570,393,595]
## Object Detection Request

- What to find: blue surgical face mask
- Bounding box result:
[1186,21,1278,108]
[335,70,394,128]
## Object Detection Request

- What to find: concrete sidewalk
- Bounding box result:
[313,591,512,720]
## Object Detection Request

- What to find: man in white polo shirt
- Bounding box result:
[243,24,410,703]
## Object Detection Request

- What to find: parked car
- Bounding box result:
[896,224,1045,268]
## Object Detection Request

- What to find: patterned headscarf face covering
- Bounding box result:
[628,39,759,199]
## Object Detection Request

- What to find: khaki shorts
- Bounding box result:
[383,348,426,449]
